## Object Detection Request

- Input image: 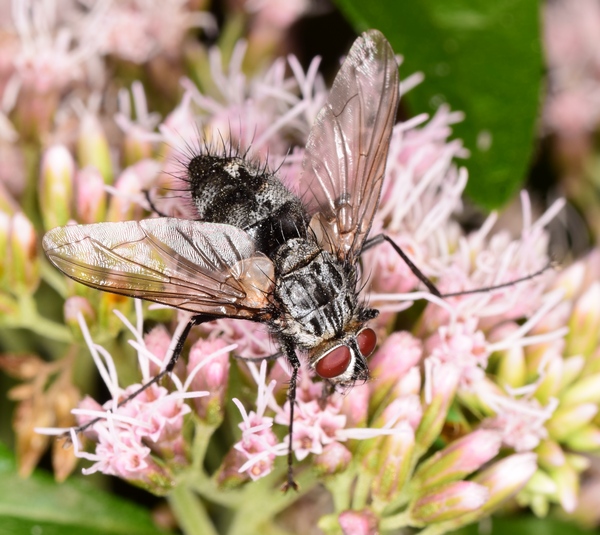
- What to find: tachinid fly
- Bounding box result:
[43,30,400,490]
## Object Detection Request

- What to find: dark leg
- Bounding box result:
[362,234,442,297]
[362,234,553,298]
[72,314,214,435]
[280,339,301,492]
[144,190,170,217]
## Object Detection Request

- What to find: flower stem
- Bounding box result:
[168,484,218,535]
[379,511,412,531]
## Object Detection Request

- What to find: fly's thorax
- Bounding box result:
[272,238,361,349]
[187,154,309,256]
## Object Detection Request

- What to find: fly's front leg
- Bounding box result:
[362,234,442,296]
[280,339,301,492]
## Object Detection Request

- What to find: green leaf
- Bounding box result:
[0,443,169,535]
[335,0,543,209]
[452,515,595,535]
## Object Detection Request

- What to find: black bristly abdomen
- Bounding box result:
[187,154,309,257]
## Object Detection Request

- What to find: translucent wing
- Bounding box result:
[43,218,275,317]
[300,29,399,262]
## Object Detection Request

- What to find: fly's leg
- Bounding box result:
[233,351,283,363]
[144,190,170,217]
[362,234,552,298]
[70,314,215,436]
[280,339,301,492]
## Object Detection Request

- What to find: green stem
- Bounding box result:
[227,469,318,535]
[380,511,412,532]
[325,469,355,512]
[192,421,218,471]
[352,468,373,511]
[168,484,218,535]
[8,294,72,342]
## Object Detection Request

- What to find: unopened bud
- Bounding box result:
[76,167,107,223]
[547,403,597,441]
[7,212,39,293]
[77,112,113,184]
[187,338,231,424]
[567,282,600,357]
[372,423,414,503]
[64,296,96,338]
[369,332,422,408]
[314,442,352,476]
[561,372,600,407]
[416,361,460,453]
[39,145,75,230]
[471,453,537,512]
[413,429,502,492]
[565,425,600,451]
[535,439,565,470]
[338,509,378,535]
[548,462,578,513]
[409,481,489,524]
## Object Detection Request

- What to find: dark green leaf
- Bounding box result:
[335,0,543,209]
[0,443,169,535]
[452,515,596,535]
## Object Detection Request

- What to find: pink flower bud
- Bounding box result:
[76,167,107,224]
[341,383,370,427]
[535,439,566,469]
[471,453,538,512]
[338,509,378,535]
[413,430,502,491]
[369,332,422,407]
[187,338,231,424]
[372,423,414,502]
[77,112,113,184]
[7,212,39,293]
[565,425,600,451]
[547,403,597,441]
[548,462,578,513]
[39,145,75,230]
[567,282,600,357]
[416,360,460,452]
[144,325,173,376]
[410,481,489,523]
[314,442,352,475]
[64,296,96,335]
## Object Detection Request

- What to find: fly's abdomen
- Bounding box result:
[187,155,308,256]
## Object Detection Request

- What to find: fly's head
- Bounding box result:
[308,308,379,386]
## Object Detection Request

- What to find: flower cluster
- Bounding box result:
[0,2,598,535]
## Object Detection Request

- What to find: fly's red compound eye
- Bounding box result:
[315,345,352,379]
[357,328,377,357]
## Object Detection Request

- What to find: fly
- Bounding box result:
[42,30,546,490]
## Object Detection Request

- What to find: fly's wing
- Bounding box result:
[300,29,399,262]
[43,218,275,317]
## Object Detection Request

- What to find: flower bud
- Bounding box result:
[341,383,370,427]
[369,332,422,408]
[338,509,378,535]
[409,481,489,524]
[76,167,107,223]
[106,160,159,222]
[314,442,352,476]
[413,430,502,492]
[471,453,538,512]
[187,338,231,424]
[64,296,96,338]
[535,439,565,470]
[7,212,39,294]
[546,403,597,441]
[561,372,600,407]
[566,282,600,357]
[39,145,75,230]
[548,462,578,513]
[372,423,414,503]
[564,425,600,451]
[416,361,460,453]
[77,112,113,184]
